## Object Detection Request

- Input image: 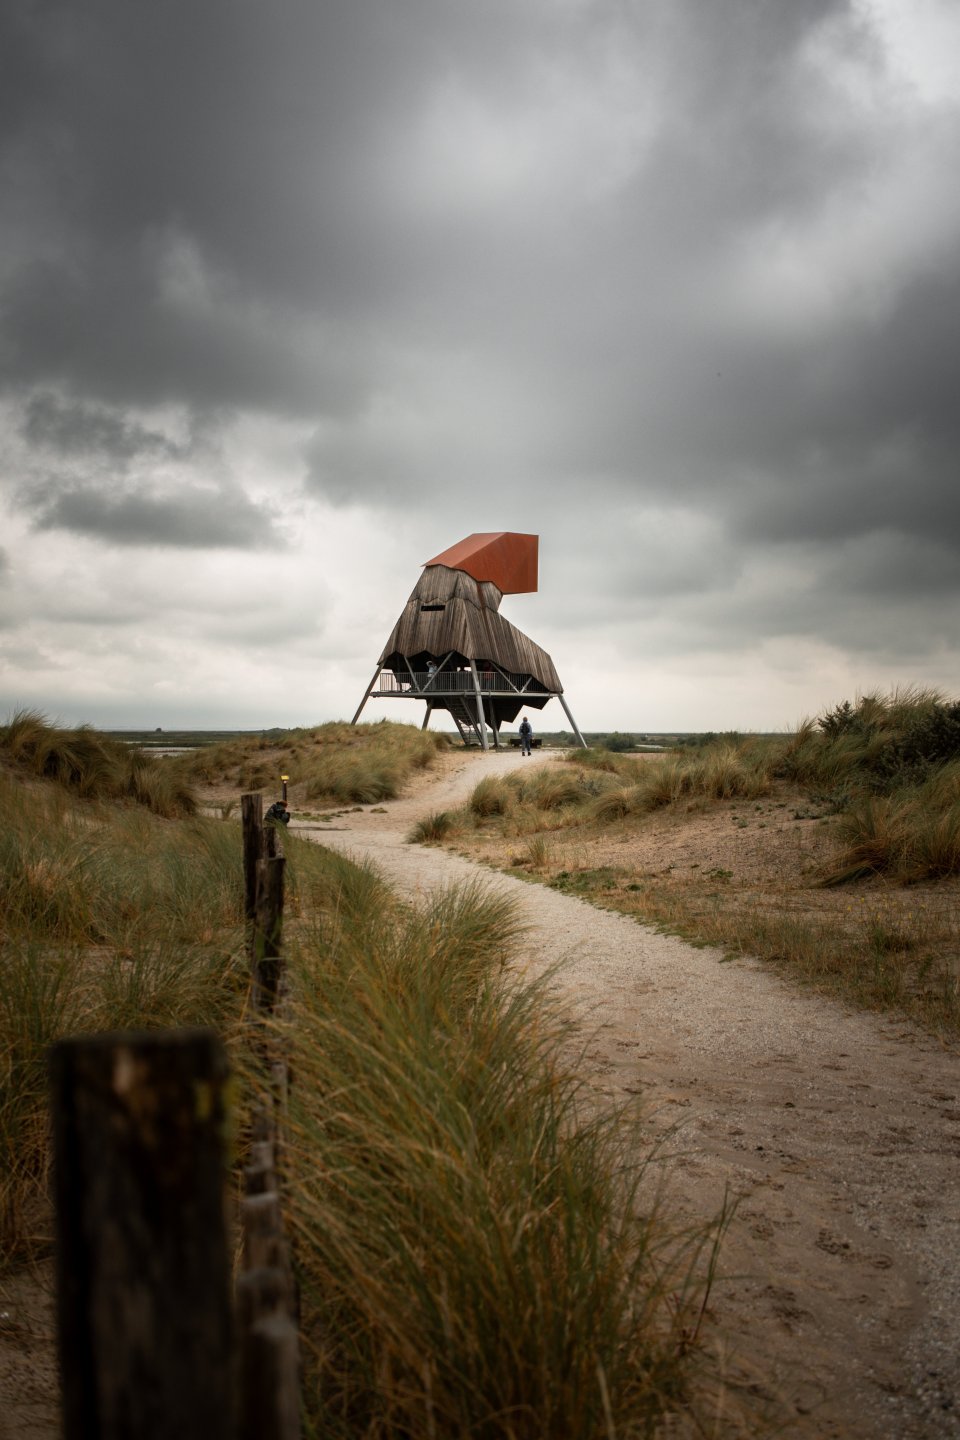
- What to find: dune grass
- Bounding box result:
[1,737,732,1434]
[0,709,197,817]
[0,773,250,1256]
[265,875,728,1439]
[407,808,459,843]
[172,718,448,805]
[448,689,960,1032]
[550,690,960,885]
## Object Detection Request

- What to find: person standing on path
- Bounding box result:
[518,716,533,755]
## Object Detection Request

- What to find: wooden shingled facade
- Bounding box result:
[379,568,563,694]
[352,533,586,749]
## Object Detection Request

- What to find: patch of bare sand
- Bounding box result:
[0,1262,57,1440]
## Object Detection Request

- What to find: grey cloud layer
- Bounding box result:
[24,481,285,550]
[1,0,958,685]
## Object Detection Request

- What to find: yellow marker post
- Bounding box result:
[281,774,289,803]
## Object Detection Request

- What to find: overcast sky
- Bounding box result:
[2,0,958,734]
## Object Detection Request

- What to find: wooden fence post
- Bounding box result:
[253,854,286,1014]
[50,1029,234,1440]
[242,792,264,925]
[238,790,300,1436]
[237,1145,300,1440]
[243,791,287,1016]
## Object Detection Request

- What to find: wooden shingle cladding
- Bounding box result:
[378,566,563,694]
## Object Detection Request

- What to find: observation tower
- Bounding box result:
[351,532,586,749]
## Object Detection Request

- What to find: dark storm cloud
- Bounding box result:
[24,479,286,550]
[22,394,185,462]
[0,0,860,411]
[2,0,960,699]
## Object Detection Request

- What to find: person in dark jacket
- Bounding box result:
[518,717,533,756]
[265,800,290,825]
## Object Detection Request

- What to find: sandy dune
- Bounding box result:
[300,747,960,1439]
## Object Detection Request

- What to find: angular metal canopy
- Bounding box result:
[423,532,539,595]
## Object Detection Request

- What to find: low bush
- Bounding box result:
[778,688,960,793]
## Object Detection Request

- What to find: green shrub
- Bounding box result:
[782,688,960,793]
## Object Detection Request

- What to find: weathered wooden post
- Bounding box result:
[50,1029,234,1440]
[241,792,264,925]
[253,853,285,1015]
[236,1267,300,1440]
[242,790,287,1015]
[237,791,300,1438]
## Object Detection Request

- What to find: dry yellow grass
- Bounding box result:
[452,776,960,1035]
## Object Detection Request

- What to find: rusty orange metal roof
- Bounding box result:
[423,532,538,594]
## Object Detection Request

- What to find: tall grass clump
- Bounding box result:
[305,754,401,804]
[0,943,85,1251]
[407,809,458,844]
[564,748,650,782]
[0,779,244,951]
[518,766,593,811]
[775,688,960,793]
[823,770,960,884]
[460,767,626,840]
[469,775,513,817]
[0,775,249,1255]
[302,722,445,803]
[575,747,772,828]
[273,870,722,1437]
[781,691,960,883]
[172,718,447,803]
[0,710,196,816]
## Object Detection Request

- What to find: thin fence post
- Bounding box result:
[242,792,264,925]
[253,853,286,1015]
[50,1029,234,1440]
[238,791,300,1438]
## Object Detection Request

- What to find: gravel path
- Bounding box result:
[297,748,960,1439]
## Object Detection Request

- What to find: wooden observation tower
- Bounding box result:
[351,532,586,749]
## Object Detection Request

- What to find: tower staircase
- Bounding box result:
[446,695,489,748]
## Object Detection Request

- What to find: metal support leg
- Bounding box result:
[351,665,383,725]
[468,658,489,751]
[421,703,432,731]
[558,694,588,748]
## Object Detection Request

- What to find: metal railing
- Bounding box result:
[373,670,548,696]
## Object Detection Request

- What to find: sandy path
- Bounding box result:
[297,748,960,1439]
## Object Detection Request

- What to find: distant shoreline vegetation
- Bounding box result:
[106,727,790,752]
